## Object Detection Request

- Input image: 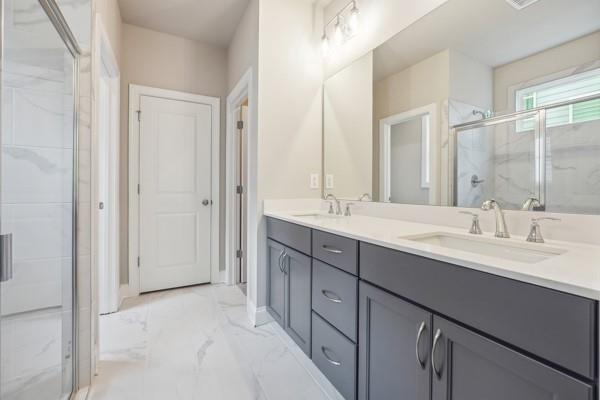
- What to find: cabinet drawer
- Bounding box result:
[312,312,357,400]
[360,242,597,379]
[312,260,358,341]
[267,217,311,255]
[313,230,357,275]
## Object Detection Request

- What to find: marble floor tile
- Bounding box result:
[88,284,341,400]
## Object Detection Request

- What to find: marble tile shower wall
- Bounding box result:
[451,99,495,208]
[546,119,600,214]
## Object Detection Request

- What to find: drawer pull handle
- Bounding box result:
[321,346,341,366]
[415,321,427,369]
[321,289,342,303]
[322,245,343,254]
[432,329,443,379]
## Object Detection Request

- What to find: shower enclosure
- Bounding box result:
[451,93,600,214]
[1,0,79,399]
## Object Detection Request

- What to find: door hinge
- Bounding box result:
[236,250,243,259]
[137,184,140,195]
[236,185,244,194]
[137,110,141,122]
[137,256,140,267]
[237,120,244,130]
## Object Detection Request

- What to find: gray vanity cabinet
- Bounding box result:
[267,239,286,327]
[358,281,432,400]
[283,246,312,356]
[430,316,594,400]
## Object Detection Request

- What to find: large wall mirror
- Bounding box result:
[323,0,600,214]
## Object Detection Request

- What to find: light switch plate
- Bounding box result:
[326,174,334,189]
[310,173,319,189]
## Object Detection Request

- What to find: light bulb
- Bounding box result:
[321,34,329,57]
[349,2,359,34]
[333,17,343,46]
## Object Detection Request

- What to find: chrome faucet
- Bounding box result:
[325,194,342,215]
[526,217,561,243]
[521,197,541,211]
[481,199,510,238]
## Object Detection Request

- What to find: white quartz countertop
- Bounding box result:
[264,210,600,300]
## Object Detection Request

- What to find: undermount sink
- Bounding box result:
[401,232,567,264]
[291,212,344,221]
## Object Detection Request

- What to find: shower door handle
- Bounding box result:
[1,233,14,282]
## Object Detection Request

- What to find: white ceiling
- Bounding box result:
[118,0,250,48]
[374,0,600,81]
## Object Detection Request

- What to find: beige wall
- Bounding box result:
[373,49,450,199]
[95,0,122,67]
[494,31,600,114]
[256,0,324,307]
[119,24,229,283]
[324,52,373,199]
[227,0,259,92]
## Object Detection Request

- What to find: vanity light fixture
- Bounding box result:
[321,0,360,57]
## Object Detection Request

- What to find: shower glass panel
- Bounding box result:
[544,97,600,214]
[454,113,541,210]
[1,0,76,399]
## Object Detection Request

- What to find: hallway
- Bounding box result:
[88,285,338,400]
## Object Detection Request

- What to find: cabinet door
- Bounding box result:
[284,246,312,356]
[267,239,285,327]
[431,316,593,400]
[358,282,432,400]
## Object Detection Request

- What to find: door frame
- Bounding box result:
[379,103,439,205]
[225,68,263,324]
[128,84,220,296]
[92,15,120,316]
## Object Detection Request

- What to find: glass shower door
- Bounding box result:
[1,0,76,399]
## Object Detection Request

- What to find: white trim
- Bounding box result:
[92,13,121,378]
[379,103,439,204]
[128,84,221,296]
[225,69,258,323]
[246,299,272,327]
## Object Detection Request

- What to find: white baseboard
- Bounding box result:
[118,284,133,307]
[72,386,90,400]
[247,300,272,327]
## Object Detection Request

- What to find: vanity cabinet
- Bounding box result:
[266,239,286,327]
[265,217,598,400]
[358,281,432,400]
[267,220,312,356]
[431,316,594,400]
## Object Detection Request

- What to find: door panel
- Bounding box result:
[358,282,431,400]
[267,239,285,326]
[139,96,212,292]
[284,247,312,356]
[431,316,593,400]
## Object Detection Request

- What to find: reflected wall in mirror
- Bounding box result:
[323,0,600,214]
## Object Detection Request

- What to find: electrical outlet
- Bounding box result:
[310,173,319,189]
[326,174,334,189]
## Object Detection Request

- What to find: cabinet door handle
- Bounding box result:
[321,289,342,303]
[432,329,443,379]
[1,233,13,282]
[321,346,341,366]
[282,253,288,274]
[278,250,285,273]
[321,245,343,254]
[415,321,427,369]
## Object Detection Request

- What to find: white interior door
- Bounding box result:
[139,95,213,292]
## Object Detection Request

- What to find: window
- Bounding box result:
[516,68,600,131]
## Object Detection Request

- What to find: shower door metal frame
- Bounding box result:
[448,92,600,209]
[0,0,82,397]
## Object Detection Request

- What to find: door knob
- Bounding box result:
[98,202,104,210]
[202,199,210,206]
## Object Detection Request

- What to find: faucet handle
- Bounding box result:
[327,201,335,214]
[459,211,482,235]
[344,203,355,217]
[527,217,561,243]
